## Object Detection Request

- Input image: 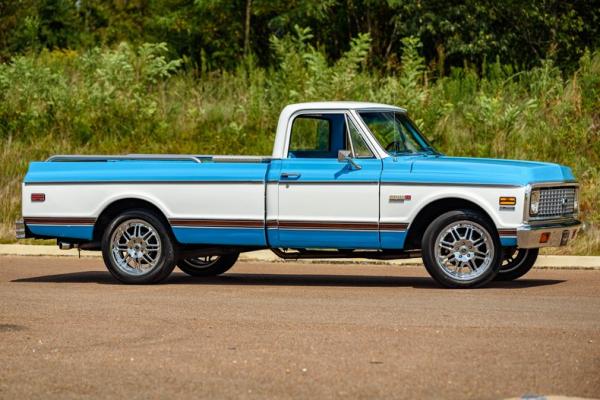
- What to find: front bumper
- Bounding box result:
[517,219,581,249]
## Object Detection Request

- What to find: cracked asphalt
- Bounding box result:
[1,256,599,399]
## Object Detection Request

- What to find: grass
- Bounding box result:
[0,33,598,254]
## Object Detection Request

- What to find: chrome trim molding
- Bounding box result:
[382,182,523,188]
[268,180,522,187]
[46,154,272,164]
[47,154,203,163]
[28,179,524,188]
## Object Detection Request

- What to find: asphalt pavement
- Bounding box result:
[1,256,599,399]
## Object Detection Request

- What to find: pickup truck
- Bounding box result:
[16,102,581,288]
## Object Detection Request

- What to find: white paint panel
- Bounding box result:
[22,183,266,221]
[22,181,527,232]
[277,183,379,222]
[380,184,527,229]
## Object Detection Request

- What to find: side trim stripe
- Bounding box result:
[379,222,410,230]
[24,217,96,225]
[26,180,522,188]
[267,180,379,185]
[278,221,379,230]
[267,220,408,231]
[498,229,518,236]
[169,219,264,228]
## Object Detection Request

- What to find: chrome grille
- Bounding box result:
[537,187,576,218]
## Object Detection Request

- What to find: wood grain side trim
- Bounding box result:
[169,219,264,228]
[24,217,96,225]
[379,222,409,230]
[267,221,409,231]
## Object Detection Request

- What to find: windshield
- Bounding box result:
[358,111,438,156]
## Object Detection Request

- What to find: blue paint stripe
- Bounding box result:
[380,231,408,249]
[28,225,94,240]
[500,237,518,247]
[172,227,267,246]
[25,161,270,184]
[274,229,380,249]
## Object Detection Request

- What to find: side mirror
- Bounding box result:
[337,150,361,170]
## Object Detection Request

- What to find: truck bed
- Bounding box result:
[23,155,273,246]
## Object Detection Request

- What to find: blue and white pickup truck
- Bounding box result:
[16,102,581,287]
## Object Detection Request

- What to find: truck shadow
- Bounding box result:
[12,271,565,289]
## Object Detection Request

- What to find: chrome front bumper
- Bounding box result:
[517,219,581,249]
[15,219,26,239]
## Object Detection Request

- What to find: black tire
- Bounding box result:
[421,209,501,288]
[495,248,539,281]
[101,209,177,284]
[177,253,239,277]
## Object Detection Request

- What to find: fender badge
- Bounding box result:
[499,206,515,211]
[389,195,412,203]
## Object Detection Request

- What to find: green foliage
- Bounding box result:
[1,1,598,72]
[0,37,599,253]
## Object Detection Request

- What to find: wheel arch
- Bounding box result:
[404,197,498,250]
[93,198,173,242]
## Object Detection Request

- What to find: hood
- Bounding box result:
[384,156,575,186]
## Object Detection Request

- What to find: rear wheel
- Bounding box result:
[101,209,177,284]
[421,209,501,288]
[177,253,239,277]
[495,248,539,281]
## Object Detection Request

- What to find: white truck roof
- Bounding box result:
[273,101,405,158]
[282,101,406,113]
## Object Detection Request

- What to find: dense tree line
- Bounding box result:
[1,0,599,73]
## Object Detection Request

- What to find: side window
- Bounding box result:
[347,118,374,158]
[289,116,331,157]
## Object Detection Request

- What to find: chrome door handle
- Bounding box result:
[281,172,301,179]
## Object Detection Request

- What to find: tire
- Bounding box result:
[421,209,501,288]
[101,209,177,284]
[495,248,539,281]
[177,253,239,277]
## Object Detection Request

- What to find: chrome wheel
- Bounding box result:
[182,256,221,269]
[434,220,495,281]
[110,219,162,276]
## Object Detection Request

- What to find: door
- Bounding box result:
[272,112,382,249]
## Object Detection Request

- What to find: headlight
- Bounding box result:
[530,190,540,216]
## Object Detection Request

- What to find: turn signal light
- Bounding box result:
[499,196,516,206]
[31,193,45,202]
[539,232,550,243]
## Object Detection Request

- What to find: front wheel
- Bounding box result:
[177,253,239,277]
[495,248,539,281]
[101,209,177,284]
[421,209,501,288]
